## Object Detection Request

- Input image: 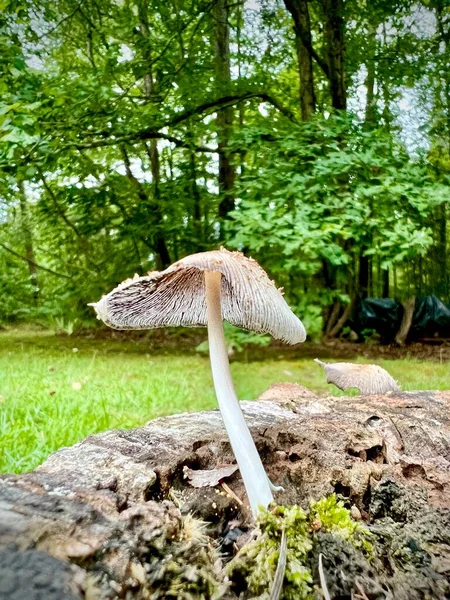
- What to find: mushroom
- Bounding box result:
[90,248,306,516]
[314,359,400,396]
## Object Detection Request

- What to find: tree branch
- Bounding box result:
[165,91,298,127]
[283,0,330,78]
[69,132,216,152]
[38,0,86,40]
[65,91,297,152]
[0,243,71,279]
[39,170,83,238]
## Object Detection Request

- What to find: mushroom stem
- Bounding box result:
[204,269,274,517]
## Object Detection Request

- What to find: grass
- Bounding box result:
[1,328,449,475]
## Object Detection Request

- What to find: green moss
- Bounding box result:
[309,495,373,554]
[227,496,372,599]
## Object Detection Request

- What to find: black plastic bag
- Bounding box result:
[409,295,450,340]
[353,298,404,343]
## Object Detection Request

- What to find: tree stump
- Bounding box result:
[1,389,450,599]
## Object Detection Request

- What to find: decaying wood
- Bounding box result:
[1,390,450,598]
[395,296,416,345]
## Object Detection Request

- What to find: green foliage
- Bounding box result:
[0,0,449,330]
[227,115,444,329]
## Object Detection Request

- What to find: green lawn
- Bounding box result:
[1,329,449,475]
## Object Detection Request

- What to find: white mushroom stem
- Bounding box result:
[204,269,274,517]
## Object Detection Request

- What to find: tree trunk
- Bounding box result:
[359,253,370,299]
[364,23,377,124]
[212,0,235,218]
[283,0,316,120]
[322,0,346,110]
[189,147,204,251]
[382,268,389,298]
[18,181,38,302]
[395,296,416,345]
[381,23,393,128]
[327,295,356,338]
[138,1,171,269]
[435,5,449,297]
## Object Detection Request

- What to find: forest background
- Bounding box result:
[1,0,449,338]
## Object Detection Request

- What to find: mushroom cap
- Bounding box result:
[91,249,306,344]
[314,359,400,395]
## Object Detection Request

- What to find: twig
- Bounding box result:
[354,580,370,600]
[269,528,287,600]
[38,0,86,39]
[319,553,331,600]
[221,482,243,506]
[69,131,217,153]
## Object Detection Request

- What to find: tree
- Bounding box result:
[0,0,449,336]
[283,0,316,119]
[212,0,236,218]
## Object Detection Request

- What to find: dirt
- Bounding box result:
[71,327,450,362]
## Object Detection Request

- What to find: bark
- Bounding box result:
[283,0,316,120]
[18,181,38,302]
[1,391,450,598]
[212,0,235,218]
[395,296,416,346]
[321,0,346,110]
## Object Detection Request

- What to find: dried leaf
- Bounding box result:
[314,359,400,395]
[183,464,238,488]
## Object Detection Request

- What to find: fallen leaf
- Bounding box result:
[48,390,56,396]
[183,464,238,488]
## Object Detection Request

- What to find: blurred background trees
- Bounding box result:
[0,0,449,335]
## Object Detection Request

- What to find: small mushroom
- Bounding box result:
[90,248,306,517]
[314,359,400,396]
